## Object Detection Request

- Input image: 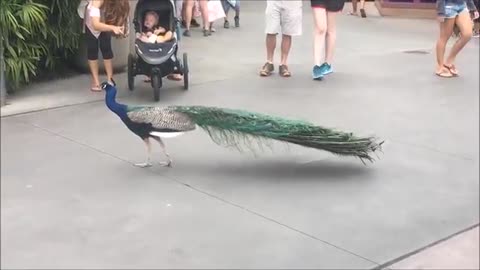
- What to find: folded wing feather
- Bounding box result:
[126,107,196,132]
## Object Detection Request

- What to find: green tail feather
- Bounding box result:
[171,106,384,163]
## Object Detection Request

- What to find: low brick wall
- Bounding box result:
[375,0,436,19]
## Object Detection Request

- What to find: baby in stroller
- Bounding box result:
[136,10,173,43]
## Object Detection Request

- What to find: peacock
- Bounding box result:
[102,81,383,167]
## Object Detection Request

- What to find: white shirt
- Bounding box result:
[85,3,102,38]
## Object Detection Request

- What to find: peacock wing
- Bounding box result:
[126,106,196,131]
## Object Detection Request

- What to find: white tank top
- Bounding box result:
[85,3,102,38]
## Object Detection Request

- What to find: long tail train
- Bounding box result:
[171,106,384,163]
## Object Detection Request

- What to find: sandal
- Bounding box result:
[167,73,182,81]
[279,65,291,77]
[91,85,101,92]
[443,64,459,76]
[191,19,200,28]
[360,8,367,18]
[435,68,453,78]
[260,62,274,77]
[234,16,240,27]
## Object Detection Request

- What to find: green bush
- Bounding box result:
[0,0,81,91]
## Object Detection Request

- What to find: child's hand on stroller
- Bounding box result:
[139,35,150,43]
[155,27,166,35]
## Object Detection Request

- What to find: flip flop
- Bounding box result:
[91,85,102,92]
[360,8,367,18]
[443,64,459,76]
[435,69,453,78]
[167,74,182,81]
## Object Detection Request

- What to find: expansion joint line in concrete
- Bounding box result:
[371,223,480,270]
[24,120,381,267]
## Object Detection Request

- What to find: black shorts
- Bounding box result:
[310,0,345,12]
[85,27,113,61]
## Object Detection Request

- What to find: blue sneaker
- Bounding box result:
[312,65,324,80]
[319,62,333,76]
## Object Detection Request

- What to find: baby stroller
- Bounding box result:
[128,0,189,101]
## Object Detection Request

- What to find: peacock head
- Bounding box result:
[101,79,117,93]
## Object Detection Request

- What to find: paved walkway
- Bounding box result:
[1,2,479,269]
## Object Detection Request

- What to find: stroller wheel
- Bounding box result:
[151,73,162,101]
[183,53,189,90]
[127,53,135,91]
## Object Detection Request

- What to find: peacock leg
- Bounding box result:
[134,138,153,168]
[152,136,173,167]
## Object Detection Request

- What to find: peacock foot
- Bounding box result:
[134,162,153,168]
[159,160,173,167]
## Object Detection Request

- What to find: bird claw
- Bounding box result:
[135,162,152,168]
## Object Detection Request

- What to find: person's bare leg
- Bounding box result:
[177,0,184,20]
[266,34,277,63]
[325,11,338,64]
[312,8,327,66]
[104,59,113,83]
[280,34,292,65]
[182,0,186,21]
[445,11,474,73]
[87,60,101,90]
[358,0,367,17]
[198,0,209,30]
[351,0,358,14]
[435,17,456,74]
[235,3,240,17]
[184,0,194,30]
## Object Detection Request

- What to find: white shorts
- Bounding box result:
[265,0,303,36]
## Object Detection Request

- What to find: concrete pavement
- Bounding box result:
[1,2,479,269]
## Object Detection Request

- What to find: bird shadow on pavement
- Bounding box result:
[163,158,376,182]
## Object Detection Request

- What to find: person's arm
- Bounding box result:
[123,15,130,37]
[154,27,166,35]
[89,0,123,34]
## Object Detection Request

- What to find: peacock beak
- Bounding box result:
[101,79,117,90]
[101,82,109,90]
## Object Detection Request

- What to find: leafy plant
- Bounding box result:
[0,0,81,90]
[1,0,48,88]
[39,0,81,70]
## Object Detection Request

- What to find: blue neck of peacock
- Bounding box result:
[105,89,127,118]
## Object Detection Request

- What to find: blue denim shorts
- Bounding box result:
[444,2,467,18]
